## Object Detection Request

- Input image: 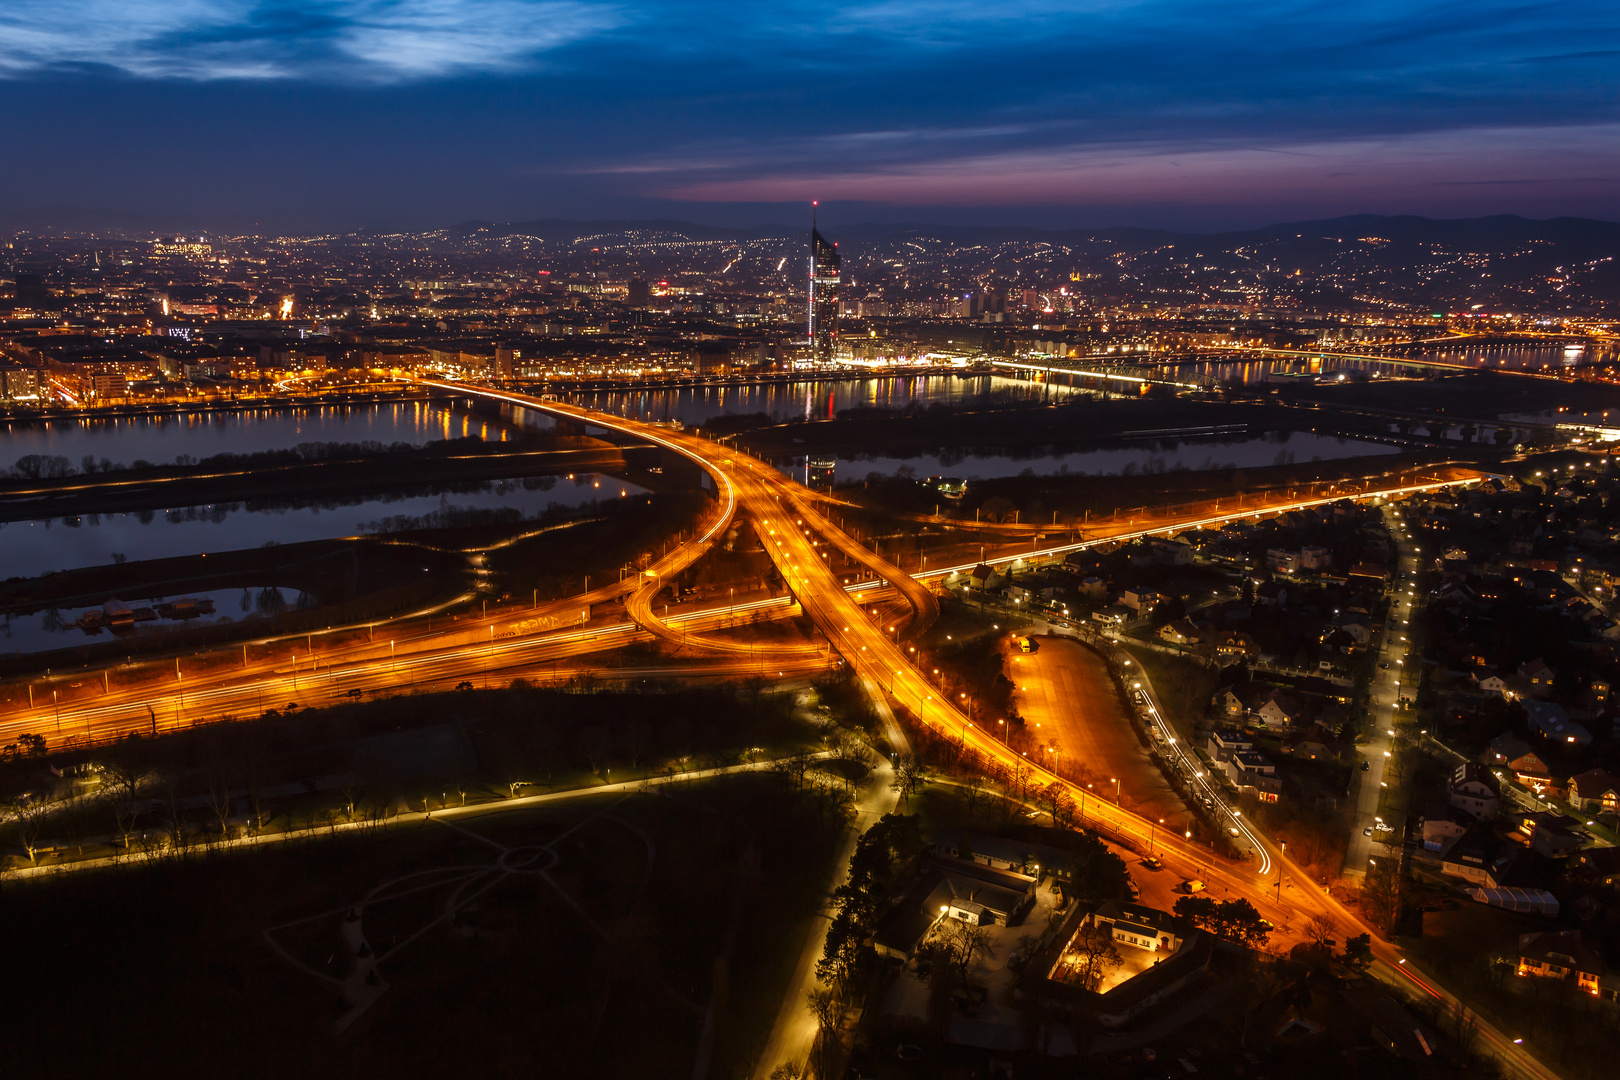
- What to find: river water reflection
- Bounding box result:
[0,400,519,476]
[0,585,313,656]
[0,473,643,579]
[780,430,1398,485]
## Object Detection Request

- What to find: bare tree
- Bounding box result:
[1040,782,1075,828]
[889,756,928,806]
[962,770,990,819]
[739,674,771,712]
[576,725,611,775]
[1058,922,1121,991]
[807,984,847,1080]
[1306,913,1337,952]
[9,795,54,862]
[1361,858,1403,933]
[102,762,145,851]
[203,736,236,841]
[774,748,816,791]
[205,765,234,842]
[931,917,997,989]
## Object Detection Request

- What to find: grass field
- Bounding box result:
[1,772,846,1080]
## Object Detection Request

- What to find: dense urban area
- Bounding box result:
[3,215,1620,1080]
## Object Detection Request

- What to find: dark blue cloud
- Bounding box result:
[0,1,1615,229]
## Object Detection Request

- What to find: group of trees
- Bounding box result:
[817,814,925,990]
[1172,894,1272,948]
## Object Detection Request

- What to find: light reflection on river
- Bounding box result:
[781,430,1398,485]
[0,401,515,475]
[0,473,643,579]
[0,585,312,656]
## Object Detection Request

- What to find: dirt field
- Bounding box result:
[1011,636,1191,824]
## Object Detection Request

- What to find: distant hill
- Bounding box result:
[455,212,1619,256]
[444,213,1619,310]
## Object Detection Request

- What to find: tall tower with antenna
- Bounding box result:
[807,201,841,365]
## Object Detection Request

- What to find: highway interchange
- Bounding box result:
[0,381,1559,1080]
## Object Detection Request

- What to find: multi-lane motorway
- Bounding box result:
[0,383,1557,1080]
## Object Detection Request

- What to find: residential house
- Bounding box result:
[1569,769,1620,815]
[1077,576,1108,601]
[1475,672,1512,698]
[965,564,1000,591]
[872,856,1040,959]
[1091,606,1130,628]
[1517,931,1619,1001]
[1450,763,1501,820]
[1266,548,1301,574]
[1299,545,1333,571]
[1525,701,1592,746]
[1334,612,1375,647]
[1221,750,1281,801]
[1514,812,1586,858]
[1150,538,1194,566]
[1206,729,1254,761]
[1518,658,1557,697]
[1158,618,1202,646]
[1255,580,1288,608]
[1574,847,1620,887]
[1119,586,1165,614]
[1213,630,1259,661]
[1502,747,1558,792]
[1485,732,1532,766]
[1284,722,1343,762]
[1440,828,1515,885]
[1083,900,1186,954]
[1255,689,1305,731]
[1420,804,1473,852]
[1003,582,1034,605]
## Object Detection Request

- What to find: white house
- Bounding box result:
[1449,763,1501,821]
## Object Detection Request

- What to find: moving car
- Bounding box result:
[1180,879,1206,894]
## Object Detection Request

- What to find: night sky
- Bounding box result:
[2,1,1617,233]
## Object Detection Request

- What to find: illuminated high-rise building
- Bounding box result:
[808,203,841,363]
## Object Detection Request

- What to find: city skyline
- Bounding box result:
[1,2,1617,232]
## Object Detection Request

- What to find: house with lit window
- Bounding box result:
[1517,931,1619,1001]
[1525,701,1591,747]
[1158,618,1202,646]
[1255,689,1305,731]
[1449,763,1501,820]
[1518,657,1557,697]
[1569,769,1620,815]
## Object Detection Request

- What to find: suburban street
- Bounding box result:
[1343,505,1422,874]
